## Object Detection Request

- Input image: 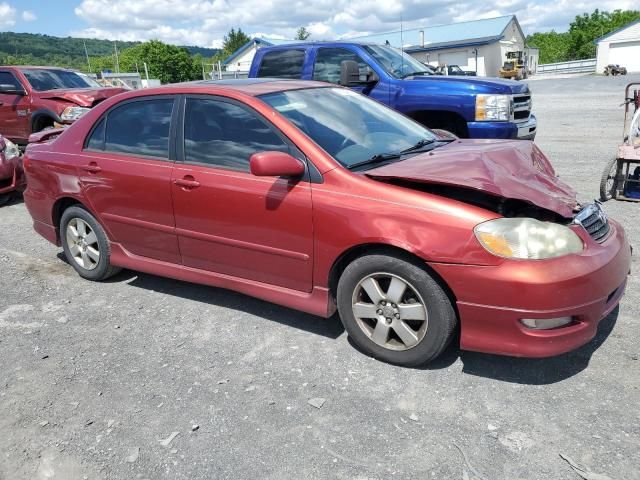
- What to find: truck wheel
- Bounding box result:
[600,158,618,201]
[336,254,457,366]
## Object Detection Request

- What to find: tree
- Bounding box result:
[295,27,311,40]
[527,9,640,63]
[222,28,251,57]
[567,9,640,59]
[526,31,571,64]
[115,40,201,83]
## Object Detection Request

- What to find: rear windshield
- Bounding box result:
[20,69,101,91]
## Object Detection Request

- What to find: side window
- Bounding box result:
[184,97,289,172]
[257,50,305,79]
[0,71,23,90]
[313,48,369,84]
[104,98,174,159]
[85,117,105,150]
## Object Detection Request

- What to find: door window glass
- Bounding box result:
[0,72,23,90]
[184,98,289,171]
[104,98,174,159]
[257,50,305,79]
[313,48,369,84]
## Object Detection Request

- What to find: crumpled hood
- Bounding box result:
[365,139,578,218]
[37,87,127,107]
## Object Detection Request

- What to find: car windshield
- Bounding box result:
[20,69,101,91]
[260,87,439,169]
[363,45,432,78]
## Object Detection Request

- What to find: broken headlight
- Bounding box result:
[474,218,584,259]
[0,137,20,161]
[60,106,91,122]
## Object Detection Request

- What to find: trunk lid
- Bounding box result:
[365,139,578,218]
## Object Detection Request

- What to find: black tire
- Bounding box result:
[336,254,457,367]
[60,205,121,281]
[600,157,619,202]
[0,194,10,207]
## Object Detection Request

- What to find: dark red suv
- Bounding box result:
[22,79,631,366]
[0,66,125,146]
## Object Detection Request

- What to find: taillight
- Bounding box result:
[22,153,30,172]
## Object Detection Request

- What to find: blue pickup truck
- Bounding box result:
[248,42,536,140]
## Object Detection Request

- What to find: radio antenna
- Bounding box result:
[400,15,404,74]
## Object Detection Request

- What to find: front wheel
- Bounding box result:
[600,158,619,201]
[336,254,457,366]
[60,206,121,281]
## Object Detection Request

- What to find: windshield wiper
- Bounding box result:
[401,71,433,79]
[400,138,436,154]
[346,152,402,170]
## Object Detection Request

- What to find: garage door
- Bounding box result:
[438,51,468,67]
[609,41,640,72]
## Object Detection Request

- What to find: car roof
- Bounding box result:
[139,78,332,97]
[10,66,75,71]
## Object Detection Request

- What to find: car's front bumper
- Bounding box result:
[467,114,537,140]
[429,219,631,358]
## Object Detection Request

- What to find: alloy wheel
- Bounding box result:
[351,273,428,351]
[66,218,100,270]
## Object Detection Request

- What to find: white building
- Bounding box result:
[596,20,640,74]
[349,15,538,77]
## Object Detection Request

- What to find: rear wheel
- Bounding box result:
[336,254,457,366]
[600,157,619,201]
[60,206,121,281]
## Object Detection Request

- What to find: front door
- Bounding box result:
[312,47,389,104]
[78,96,180,264]
[0,70,30,142]
[171,96,314,292]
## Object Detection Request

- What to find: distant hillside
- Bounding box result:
[0,32,220,71]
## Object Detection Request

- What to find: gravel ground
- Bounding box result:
[1,74,639,480]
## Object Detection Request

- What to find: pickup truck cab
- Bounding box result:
[434,64,477,76]
[248,42,536,140]
[0,66,126,146]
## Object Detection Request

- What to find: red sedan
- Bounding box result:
[23,80,631,366]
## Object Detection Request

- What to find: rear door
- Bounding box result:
[171,95,314,291]
[78,96,181,263]
[0,70,31,142]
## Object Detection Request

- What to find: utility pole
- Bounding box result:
[83,40,92,72]
[114,42,120,73]
[143,62,149,81]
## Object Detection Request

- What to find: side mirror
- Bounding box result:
[249,151,305,178]
[340,60,378,87]
[0,84,25,96]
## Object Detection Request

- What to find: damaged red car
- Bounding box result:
[0,66,125,147]
[0,134,24,205]
[23,80,631,366]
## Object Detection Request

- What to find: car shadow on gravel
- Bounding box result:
[0,192,23,207]
[106,269,346,339]
[458,306,620,385]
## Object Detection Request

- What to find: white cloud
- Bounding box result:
[22,10,37,22]
[0,2,16,28]
[71,0,640,48]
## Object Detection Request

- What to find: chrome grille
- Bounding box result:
[573,203,611,243]
[512,94,531,123]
